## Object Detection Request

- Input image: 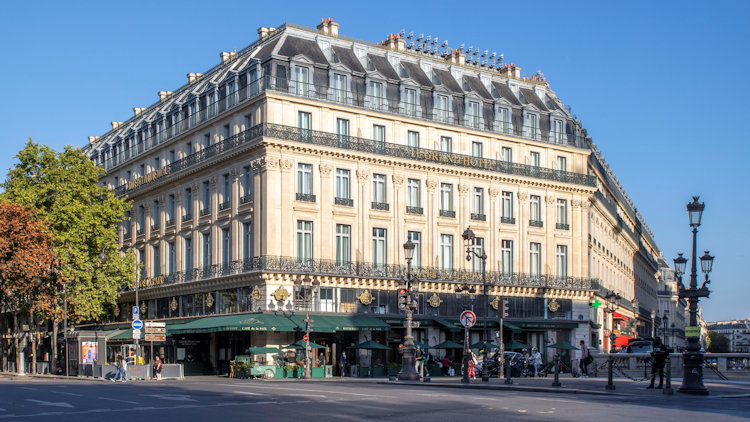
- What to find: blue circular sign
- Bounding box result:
[132,320,143,330]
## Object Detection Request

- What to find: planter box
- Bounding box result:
[358,366,371,377]
[371,366,385,377]
[274,367,284,379]
[311,367,325,378]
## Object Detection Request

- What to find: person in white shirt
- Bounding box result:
[531,347,542,377]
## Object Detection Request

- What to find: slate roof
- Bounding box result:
[463,75,492,100]
[277,36,329,65]
[519,88,548,111]
[432,69,463,94]
[331,46,365,73]
[366,54,399,80]
[401,62,433,87]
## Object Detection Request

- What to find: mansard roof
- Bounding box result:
[331,46,365,74]
[278,36,329,65]
[432,69,462,94]
[491,82,521,106]
[400,61,433,88]
[366,54,399,80]
[519,88,548,111]
[463,75,492,100]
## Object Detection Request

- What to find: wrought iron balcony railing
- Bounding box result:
[150,224,159,232]
[440,210,456,218]
[112,123,596,198]
[471,213,486,221]
[125,255,597,293]
[371,201,389,211]
[296,193,316,203]
[556,223,570,230]
[136,228,145,236]
[406,206,423,215]
[165,219,175,227]
[183,213,192,222]
[335,197,353,207]
[240,194,253,204]
[200,208,210,217]
[501,217,516,224]
[529,220,544,228]
[219,201,231,211]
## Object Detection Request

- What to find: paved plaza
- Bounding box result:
[0,374,748,421]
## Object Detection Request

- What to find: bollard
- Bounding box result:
[605,355,616,390]
[18,352,25,376]
[504,356,513,384]
[552,353,561,387]
[663,355,674,395]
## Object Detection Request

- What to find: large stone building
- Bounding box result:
[82,19,661,373]
[706,320,750,353]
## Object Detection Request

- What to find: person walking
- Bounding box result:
[531,347,542,377]
[153,356,163,380]
[647,337,669,389]
[339,351,347,377]
[111,354,127,382]
[579,340,590,377]
[468,352,477,380]
[441,356,451,376]
[415,346,424,379]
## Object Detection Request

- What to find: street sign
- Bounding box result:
[459,310,476,328]
[132,329,141,339]
[132,306,139,320]
[132,320,143,330]
[303,334,309,342]
[144,334,166,342]
[145,327,166,334]
[145,322,166,328]
[685,326,700,337]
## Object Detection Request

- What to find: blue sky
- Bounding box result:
[1,1,747,321]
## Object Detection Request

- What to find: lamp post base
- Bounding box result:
[678,350,709,395]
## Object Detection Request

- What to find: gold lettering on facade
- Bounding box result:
[126,166,170,191]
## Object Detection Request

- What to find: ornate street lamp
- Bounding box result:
[662,313,669,347]
[462,228,490,382]
[676,196,714,395]
[294,274,319,379]
[603,290,621,350]
[397,240,420,381]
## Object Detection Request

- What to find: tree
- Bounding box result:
[1,140,134,324]
[0,202,56,372]
[707,331,730,353]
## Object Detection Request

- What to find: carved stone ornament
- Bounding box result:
[210,175,218,188]
[490,296,500,311]
[251,285,263,301]
[458,184,470,195]
[265,158,280,169]
[272,286,290,302]
[548,298,560,312]
[358,290,374,305]
[571,199,582,209]
[206,293,214,309]
[427,293,443,308]
[488,187,500,199]
[392,175,405,186]
[281,159,294,171]
[356,169,369,183]
[230,167,240,181]
[545,196,555,204]
[141,301,148,315]
[517,191,529,201]
[425,178,438,191]
[170,297,179,311]
[319,163,332,177]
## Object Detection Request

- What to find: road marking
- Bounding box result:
[18,387,38,391]
[537,410,554,414]
[140,394,196,402]
[713,394,750,399]
[233,391,263,396]
[224,384,390,398]
[98,397,140,405]
[24,399,74,409]
[51,391,83,397]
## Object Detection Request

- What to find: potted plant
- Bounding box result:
[283,364,294,378]
[385,362,400,376]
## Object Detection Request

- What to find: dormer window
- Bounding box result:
[466,101,480,129]
[435,94,449,123]
[227,80,236,108]
[331,73,347,103]
[496,107,511,134]
[293,66,309,96]
[368,80,385,111]
[552,119,564,144]
[525,112,539,140]
[403,88,417,117]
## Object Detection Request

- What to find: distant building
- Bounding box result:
[706,319,750,352]
[656,254,687,350]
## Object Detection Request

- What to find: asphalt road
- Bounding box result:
[0,377,748,421]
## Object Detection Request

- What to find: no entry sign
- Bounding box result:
[460,310,476,328]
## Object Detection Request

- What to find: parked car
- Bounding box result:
[627,338,654,353]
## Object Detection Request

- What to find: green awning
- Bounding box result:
[110,329,135,340]
[308,315,390,333]
[433,318,462,331]
[503,321,522,333]
[168,314,302,334]
[516,321,580,329]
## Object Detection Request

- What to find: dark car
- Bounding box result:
[627,338,654,353]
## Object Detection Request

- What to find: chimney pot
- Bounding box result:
[88,136,100,144]
[133,107,147,116]
[257,27,269,40]
[111,122,123,130]
[158,91,173,101]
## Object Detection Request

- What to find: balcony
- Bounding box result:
[501,217,516,225]
[219,201,231,211]
[529,220,544,228]
[439,210,455,218]
[371,202,389,211]
[136,228,145,236]
[183,213,192,222]
[296,193,316,203]
[166,219,175,227]
[334,197,353,207]
[406,206,423,215]
[150,224,159,232]
[240,194,253,204]
[556,223,570,230]
[200,208,210,217]
[471,213,486,221]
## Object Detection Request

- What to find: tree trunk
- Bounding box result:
[29,310,36,375]
[1,316,6,372]
[51,317,59,375]
[13,312,20,374]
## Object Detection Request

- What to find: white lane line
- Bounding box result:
[139,394,196,402]
[233,391,263,396]
[18,387,38,391]
[98,397,140,405]
[24,399,74,409]
[51,391,83,397]
[223,384,387,398]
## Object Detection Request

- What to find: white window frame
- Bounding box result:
[335,168,350,200]
[296,220,313,262]
[440,136,452,153]
[471,141,483,158]
[473,187,484,215]
[557,199,568,225]
[407,130,420,148]
[502,191,513,219]
[440,183,453,211]
[407,178,421,208]
[530,195,541,222]
[530,242,542,277]
[501,240,513,275]
[335,224,351,266]
[372,174,386,204]
[372,227,387,267]
[297,163,313,195]
[556,245,568,279]
[440,234,453,270]
[408,231,422,268]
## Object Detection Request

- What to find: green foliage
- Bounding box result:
[706,331,730,353]
[1,139,134,323]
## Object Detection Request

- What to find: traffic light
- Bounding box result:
[502,299,509,318]
[398,288,408,310]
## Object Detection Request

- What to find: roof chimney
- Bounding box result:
[88,136,100,144]
[187,72,204,84]
[133,107,147,117]
[384,33,405,51]
[498,64,522,79]
[111,122,123,130]
[158,91,173,101]
[447,49,465,66]
[316,18,339,36]
[220,51,237,65]
[257,27,269,40]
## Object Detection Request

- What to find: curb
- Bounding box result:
[376,380,630,396]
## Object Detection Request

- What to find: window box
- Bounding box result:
[471,213,486,221]
[335,197,353,207]
[439,210,455,218]
[371,202,389,211]
[529,220,544,228]
[296,193,316,203]
[406,206,423,215]
[501,217,516,225]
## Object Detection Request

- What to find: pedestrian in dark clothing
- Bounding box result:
[579,340,591,377]
[441,356,451,376]
[339,352,347,377]
[647,337,669,389]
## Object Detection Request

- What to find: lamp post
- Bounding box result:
[462,228,490,382]
[455,283,476,383]
[295,274,319,380]
[651,310,656,339]
[99,242,140,367]
[604,290,621,351]
[675,196,714,395]
[662,314,669,348]
[397,240,420,381]
[62,281,68,376]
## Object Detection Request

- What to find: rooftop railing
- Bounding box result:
[97,75,589,172]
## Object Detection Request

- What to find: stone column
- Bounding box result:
[320,163,333,259]
[571,199,582,278]
[392,174,405,264]
[263,157,282,257]
[426,177,438,266]
[545,195,556,276]
[356,169,370,262]
[488,187,500,273]
[517,191,529,273]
